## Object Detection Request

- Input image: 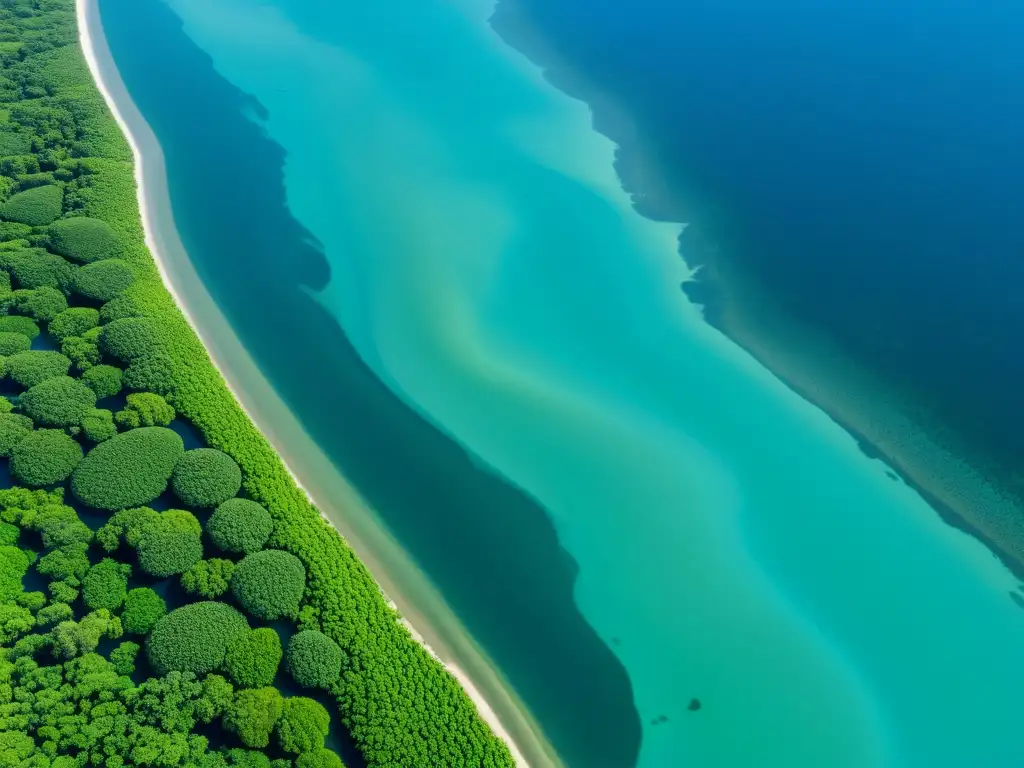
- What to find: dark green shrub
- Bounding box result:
[276,697,330,754]
[224,627,282,688]
[136,509,203,577]
[61,335,100,372]
[0,603,33,643]
[123,353,175,394]
[231,550,305,621]
[122,587,166,635]
[9,429,83,486]
[71,427,183,510]
[48,580,78,605]
[0,185,62,226]
[0,414,32,457]
[81,364,122,398]
[207,498,273,555]
[80,408,116,442]
[7,350,71,387]
[38,600,76,627]
[73,259,134,302]
[82,557,131,611]
[114,408,140,430]
[50,608,123,659]
[20,375,97,427]
[285,631,343,690]
[294,749,345,768]
[123,392,175,427]
[49,307,99,342]
[100,316,157,359]
[0,248,75,292]
[8,286,67,322]
[223,687,283,749]
[181,557,234,598]
[98,295,144,324]
[15,590,44,612]
[0,545,29,603]
[30,503,92,549]
[47,216,122,263]
[0,131,31,157]
[147,601,249,676]
[0,522,19,546]
[0,332,29,356]
[110,640,140,675]
[0,315,39,340]
[0,223,31,242]
[171,448,242,508]
[95,506,160,552]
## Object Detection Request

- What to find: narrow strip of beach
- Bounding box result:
[75,1,555,765]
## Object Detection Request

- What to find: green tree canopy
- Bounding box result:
[82,557,131,611]
[285,631,343,690]
[231,550,306,621]
[80,407,116,442]
[224,627,282,689]
[222,687,284,749]
[47,216,122,263]
[0,413,32,457]
[0,248,75,292]
[0,184,62,225]
[122,586,166,635]
[19,375,97,427]
[171,448,242,508]
[6,349,71,387]
[71,427,184,509]
[123,391,176,427]
[294,749,346,768]
[275,696,330,755]
[181,557,234,599]
[80,363,123,398]
[0,314,39,340]
[0,331,30,356]
[8,285,68,322]
[137,509,204,578]
[9,428,83,486]
[72,258,135,302]
[206,498,273,555]
[147,601,249,676]
[48,306,99,342]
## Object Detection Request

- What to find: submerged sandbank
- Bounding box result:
[77,1,556,764]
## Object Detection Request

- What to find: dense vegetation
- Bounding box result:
[0,1,514,766]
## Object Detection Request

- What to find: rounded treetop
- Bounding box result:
[171,448,242,507]
[71,427,184,510]
[207,497,273,554]
[146,601,249,676]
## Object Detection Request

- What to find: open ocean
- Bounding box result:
[98,0,1024,765]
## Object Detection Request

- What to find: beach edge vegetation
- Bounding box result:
[0,1,515,765]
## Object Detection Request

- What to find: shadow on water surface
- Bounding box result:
[97,0,642,765]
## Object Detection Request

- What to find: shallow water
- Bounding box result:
[102,0,1024,765]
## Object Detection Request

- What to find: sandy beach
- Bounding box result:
[75,1,551,764]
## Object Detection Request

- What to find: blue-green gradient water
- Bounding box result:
[100,0,1024,765]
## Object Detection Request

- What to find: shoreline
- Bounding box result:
[75,1,554,765]
[489,1,1024,579]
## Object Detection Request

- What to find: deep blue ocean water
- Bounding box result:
[96,0,1024,766]
[495,0,1024,506]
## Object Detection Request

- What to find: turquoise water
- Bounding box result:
[105,0,1024,765]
